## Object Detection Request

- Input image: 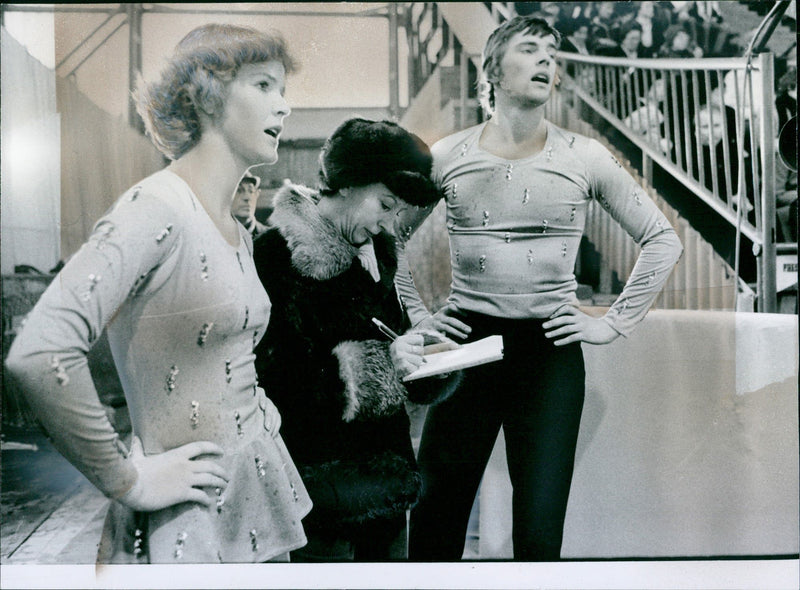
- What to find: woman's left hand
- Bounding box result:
[543,305,620,346]
[390,333,426,377]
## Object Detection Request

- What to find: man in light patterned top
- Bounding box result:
[396,15,683,561]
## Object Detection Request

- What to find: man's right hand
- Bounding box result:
[119,437,229,511]
[416,303,472,340]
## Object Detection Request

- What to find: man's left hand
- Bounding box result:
[543,305,620,346]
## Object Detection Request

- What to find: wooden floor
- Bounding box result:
[1,426,108,564]
[1,424,480,564]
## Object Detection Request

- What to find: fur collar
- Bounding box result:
[269,183,359,280]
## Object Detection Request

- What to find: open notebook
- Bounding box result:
[403,335,504,381]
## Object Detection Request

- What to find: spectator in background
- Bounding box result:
[598,21,643,59]
[597,21,645,119]
[624,83,671,154]
[232,172,270,239]
[775,62,798,133]
[589,1,619,54]
[634,1,673,57]
[538,2,563,29]
[775,60,797,243]
[560,16,592,55]
[608,3,639,49]
[711,29,743,59]
[722,33,779,141]
[559,14,595,94]
[695,99,754,213]
[693,1,724,24]
[657,24,704,58]
[673,1,726,56]
[776,146,798,243]
[672,1,723,25]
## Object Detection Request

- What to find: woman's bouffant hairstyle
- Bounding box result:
[479,16,561,114]
[661,23,691,49]
[614,20,644,45]
[135,24,296,160]
[318,118,441,208]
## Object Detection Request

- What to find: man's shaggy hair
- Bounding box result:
[479,16,561,114]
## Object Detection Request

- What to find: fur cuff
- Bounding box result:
[299,451,421,528]
[334,340,408,422]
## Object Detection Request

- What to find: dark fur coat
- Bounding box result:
[253,184,457,529]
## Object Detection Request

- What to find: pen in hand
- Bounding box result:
[371,317,399,341]
[371,318,426,364]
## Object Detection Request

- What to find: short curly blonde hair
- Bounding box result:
[136,23,296,160]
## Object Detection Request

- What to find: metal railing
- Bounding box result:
[404,2,451,100]
[398,2,792,312]
[557,51,778,311]
[402,2,482,130]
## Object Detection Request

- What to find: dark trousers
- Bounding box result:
[409,312,585,561]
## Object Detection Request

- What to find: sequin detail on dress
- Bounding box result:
[197,323,213,346]
[165,365,179,392]
[156,224,173,244]
[81,274,102,302]
[190,401,199,428]
[255,456,266,478]
[174,532,187,559]
[200,251,209,281]
[95,224,114,250]
[50,356,69,386]
[250,530,259,552]
[133,528,144,557]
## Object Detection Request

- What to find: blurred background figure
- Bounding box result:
[232,172,270,239]
[598,20,643,58]
[775,56,797,244]
[588,1,620,54]
[775,58,798,132]
[596,21,645,119]
[695,99,753,211]
[560,15,591,55]
[658,23,704,57]
[634,1,671,57]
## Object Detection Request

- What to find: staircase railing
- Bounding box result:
[398,2,787,312]
[404,3,449,100]
[402,2,483,130]
[556,51,779,311]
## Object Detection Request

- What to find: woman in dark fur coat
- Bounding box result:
[253,118,458,561]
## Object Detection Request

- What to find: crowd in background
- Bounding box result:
[509,1,797,242]
[516,1,741,58]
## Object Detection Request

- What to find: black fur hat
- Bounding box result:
[319,118,441,207]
